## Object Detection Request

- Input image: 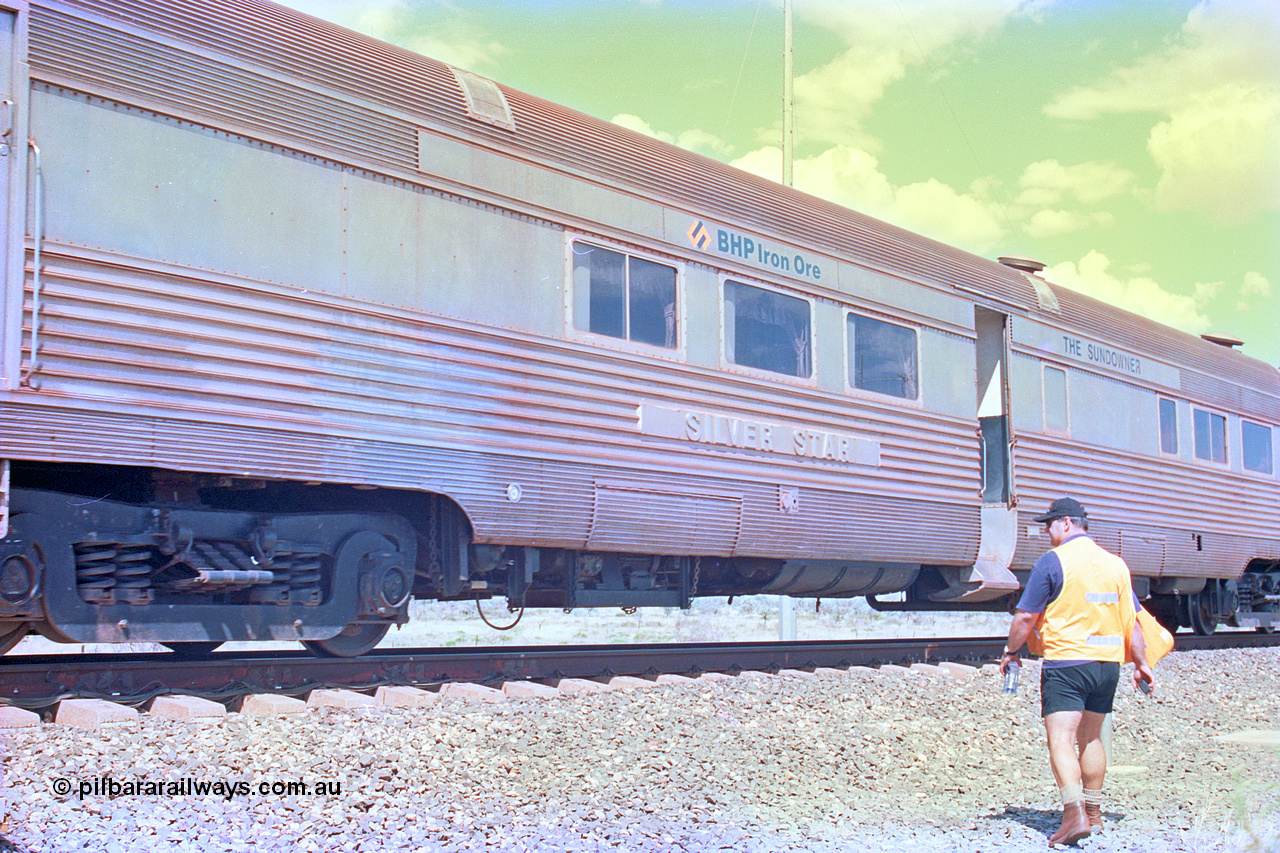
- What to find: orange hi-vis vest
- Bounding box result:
[1040,536,1137,663]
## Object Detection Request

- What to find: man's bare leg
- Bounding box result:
[1078,710,1108,832]
[1044,711,1091,846]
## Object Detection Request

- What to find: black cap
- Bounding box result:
[1033,497,1088,524]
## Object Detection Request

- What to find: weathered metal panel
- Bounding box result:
[11,238,984,561]
[1011,432,1280,577]
[1119,531,1165,577]
[27,0,1043,314]
[587,482,743,554]
[29,0,1278,406]
[32,87,345,289]
[5,0,1270,582]
[1067,369,1161,456]
[419,128,668,245]
[1013,315,1183,392]
[3,395,983,562]
[1181,368,1280,422]
[1045,285,1280,415]
[835,261,974,331]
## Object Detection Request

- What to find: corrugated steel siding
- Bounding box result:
[10,0,1274,575]
[1011,432,1280,578]
[16,244,981,562]
[1047,285,1280,416]
[30,1,1045,314]
[33,0,1277,418]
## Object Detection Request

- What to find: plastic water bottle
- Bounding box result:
[1002,660,1020,694]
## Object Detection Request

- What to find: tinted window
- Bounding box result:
[572,242,676,348]
[848,314,918,399]
[1193,408,1227,463]
[1243,421,1273,474]
[1044,367,1068,432]
[1159,398,1178,454]
[724,280,811,377]
[627,256,677,348]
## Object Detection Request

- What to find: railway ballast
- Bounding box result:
[0,0,1276,657]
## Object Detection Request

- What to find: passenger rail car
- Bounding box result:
[0,0,1276,656]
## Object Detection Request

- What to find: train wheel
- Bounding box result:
[164,642,223,657]
[302,622,390,658]
[1188,590,1220,635]
[0,622,28,655]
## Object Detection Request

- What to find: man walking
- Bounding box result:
[1000,497,1155,847]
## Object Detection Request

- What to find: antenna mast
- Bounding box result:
[783,0,794,187]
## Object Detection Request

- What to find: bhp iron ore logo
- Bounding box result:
[687,220,712,250]
[685,219,823,281]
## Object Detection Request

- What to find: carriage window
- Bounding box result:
[1159,398,1178,454]
[1243,421,1273,474]
[572,241,677,348]
[1043,366,1068,432]
[1193,408,1227,464]
[723,280,811,377]
[847,313,918,399]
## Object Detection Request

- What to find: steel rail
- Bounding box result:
[0,631,1275,710]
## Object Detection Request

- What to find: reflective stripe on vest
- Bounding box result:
[1085,592,1119,604]
[1085,635,1123,646]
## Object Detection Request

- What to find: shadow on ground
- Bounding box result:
[981,806,1126,842]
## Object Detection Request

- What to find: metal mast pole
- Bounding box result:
[782,0,794,188]
[779,0,798,642]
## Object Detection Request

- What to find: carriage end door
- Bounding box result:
[976,306,1014,506]
[0,4,25,389]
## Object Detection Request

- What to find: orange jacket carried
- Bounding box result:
[1037,536,1137,662]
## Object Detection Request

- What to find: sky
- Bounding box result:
[284,0,1279,367]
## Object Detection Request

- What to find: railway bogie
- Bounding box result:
[0,1,1277,655]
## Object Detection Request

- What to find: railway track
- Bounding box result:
[1,631,1275,710]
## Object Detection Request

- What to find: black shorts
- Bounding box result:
[1040,661,1121,716]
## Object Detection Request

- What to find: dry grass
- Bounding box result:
[6,596,1011,656]
[379,595,1012,649]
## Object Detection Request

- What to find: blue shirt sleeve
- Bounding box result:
[1017,550,1063,613]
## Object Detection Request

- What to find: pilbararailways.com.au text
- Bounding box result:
[52,775,342,801]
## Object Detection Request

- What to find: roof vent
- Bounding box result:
[450,67,516,131]
[997,256,1046,275]
[1200,332,1244,349]
[997,256,1058,312]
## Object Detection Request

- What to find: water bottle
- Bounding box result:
[1002,659,1020,694]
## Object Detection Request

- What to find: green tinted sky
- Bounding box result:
[288,0,1279,366]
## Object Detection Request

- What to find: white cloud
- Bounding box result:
[1194,280,1223,301]
[609,114,731,157]
[730,145,786,185]
[731,143,1006,252]
[1024,209,1092,239]
[1241,271,1271,298]
[1014,160,1135,237]
[793,0,1029,145]
[1236,271,1272,310]
[1044,1,1280,222]
[284,0,506,71]
[1147,86,1280,222]
[891,178,1005,250]
[1016,160,1136,207]
[1045,251,1211,334]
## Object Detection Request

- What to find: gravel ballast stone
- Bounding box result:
[1,647,1276,852]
